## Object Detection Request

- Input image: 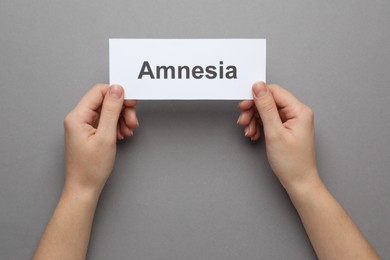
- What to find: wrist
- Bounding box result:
[62,182,102,204]
[282,168,325,199]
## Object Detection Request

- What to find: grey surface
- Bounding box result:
[1,0,389,259]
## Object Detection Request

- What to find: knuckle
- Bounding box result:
[64,109,91,130]
[304,106,314,122]
[63,112,75,129]
[75,110,88,121]
[297,105,313,117]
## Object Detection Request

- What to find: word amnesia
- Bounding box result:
[137,61,237,80]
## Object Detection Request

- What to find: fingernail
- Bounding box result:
[129,130,134,136]
[253,81,267,98]
[236,115,241,124]
[244,127,249,136]
[109,85,123,99]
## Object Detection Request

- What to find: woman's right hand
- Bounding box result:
[237,82,321,193]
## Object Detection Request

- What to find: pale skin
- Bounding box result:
[33,84,138,260]
[33,82,379,260]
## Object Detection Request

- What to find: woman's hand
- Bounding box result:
[237,81,319,192]
[63,84,138,197]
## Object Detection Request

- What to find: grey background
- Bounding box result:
[1,0,389,259]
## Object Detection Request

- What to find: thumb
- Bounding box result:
[252,81,283,134]
[97,85,124,139]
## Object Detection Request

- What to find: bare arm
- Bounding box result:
[33,189,99,259]
[237,82,379,260]
[288,174,377,260]
[33,84,138,260]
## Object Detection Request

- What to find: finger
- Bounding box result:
[278,108,290,123]
[268,84,302,110]
[252,81,283,134]
[71,84,109,126]
[124,99,138,107]
[238,100,254,110]
[119,117,132,137]
[117,124,124,140]
[254,111,263,126]
[268,84,306,122]
[237,108,254,126]
[122,107,139,128]
[251,125,261,141]
[76,84,109,112]
[92,111,100,128]
[96,85,124,140]
[245,117,257,137]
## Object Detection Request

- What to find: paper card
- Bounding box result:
[109,39,266,100]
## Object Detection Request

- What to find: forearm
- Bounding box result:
[286,171,379,260]
[33,84,135,259]
[33,186,100,260]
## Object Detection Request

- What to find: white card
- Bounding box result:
[109,39,266,100]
